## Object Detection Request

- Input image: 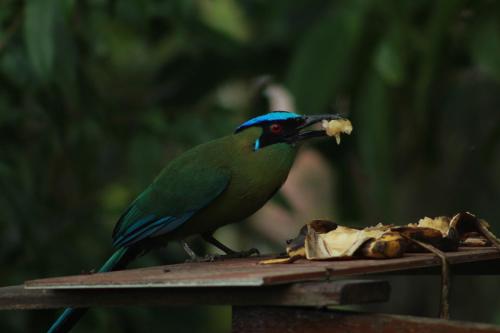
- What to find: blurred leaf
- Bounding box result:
[0,45,33,87]
[197,0,251,43]
[413,0,463,127]
[374,35,404,85]
[128,135,165,187]
[100,184,131,212]
[287,0,370,115]
[470,19,500,82]
[60,0,75,15]
[23,0,60,81]
[355,70,392,219]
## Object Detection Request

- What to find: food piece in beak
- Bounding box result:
[321,119,353,144]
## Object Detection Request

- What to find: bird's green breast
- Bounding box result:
[169,127,297,237]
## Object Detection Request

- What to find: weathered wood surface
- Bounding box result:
[0,280,389,310]
[25,247,500,289]
[232,307,500,333]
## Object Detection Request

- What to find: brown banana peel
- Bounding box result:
[259,211,498,264]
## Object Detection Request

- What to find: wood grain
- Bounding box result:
[0,280,389,310]
[24,247,500,289]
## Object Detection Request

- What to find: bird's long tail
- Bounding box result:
[47,246,136,333]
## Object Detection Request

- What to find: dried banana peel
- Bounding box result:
[259,257,298,264]
[398,212,498,251]
[305,225,368,259]
[409,216,452,236]
[260,211,498,265]
[359,232,407,259]
[259,238,307,264]
[259,225,308,264]
[391,226,459,252]
[451,212,500,250]
[305,224,406,260]
[462,237,489,247]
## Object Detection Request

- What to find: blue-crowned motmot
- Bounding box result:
[47,111,344,333]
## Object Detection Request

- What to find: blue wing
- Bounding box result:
[112,166,231,248]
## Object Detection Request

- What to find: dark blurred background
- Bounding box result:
[1,0,500,332]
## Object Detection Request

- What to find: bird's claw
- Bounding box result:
[235,247,260,258]
[185,248,260,263]
[219,247,261,259]
[185,254,217,263]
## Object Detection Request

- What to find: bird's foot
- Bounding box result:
[212,248,260,261]
[224,247,260,259]
[184,248,260,263]
[185,254,218,263]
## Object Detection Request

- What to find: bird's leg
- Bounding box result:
[202,234,236,254]
[202,234,260,259]
[181,240,218,262]
[181,240,199,261]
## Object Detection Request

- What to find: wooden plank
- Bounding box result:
[232,307,500,333]
[0,280,389,310]
[25,259,328,289]
[307,247,500,276]
[382,258,500,275]
[24,247,500,290]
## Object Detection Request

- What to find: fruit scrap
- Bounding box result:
[359,232,408,259]
[409,216,453,236]
[259,257,300,265]
[451,212,500,250]
[260,211,498,265]
[259,225,308,264]
[391,226,459,252]
[305,222,405,260]
[321,119,353,144]
[308,219,338,233]
[401,212,498,251]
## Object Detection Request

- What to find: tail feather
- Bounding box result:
[47,308,87,333]
[47,247,135,333]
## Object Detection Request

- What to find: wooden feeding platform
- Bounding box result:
[1,247,500,332]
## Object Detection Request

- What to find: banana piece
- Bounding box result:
[321,119,353,144]
[358,232,407,259]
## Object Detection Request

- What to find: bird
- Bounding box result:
[47,110,344,333]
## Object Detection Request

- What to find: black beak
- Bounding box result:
[291,113,345,142]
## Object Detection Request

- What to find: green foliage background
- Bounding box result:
[1,0,500,332]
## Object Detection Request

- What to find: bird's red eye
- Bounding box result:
[270,123,283,134]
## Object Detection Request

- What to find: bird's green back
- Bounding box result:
[112,127,297,247]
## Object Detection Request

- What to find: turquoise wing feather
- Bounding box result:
[112,162,231,248]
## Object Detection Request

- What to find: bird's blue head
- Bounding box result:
[235,111,343,151]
